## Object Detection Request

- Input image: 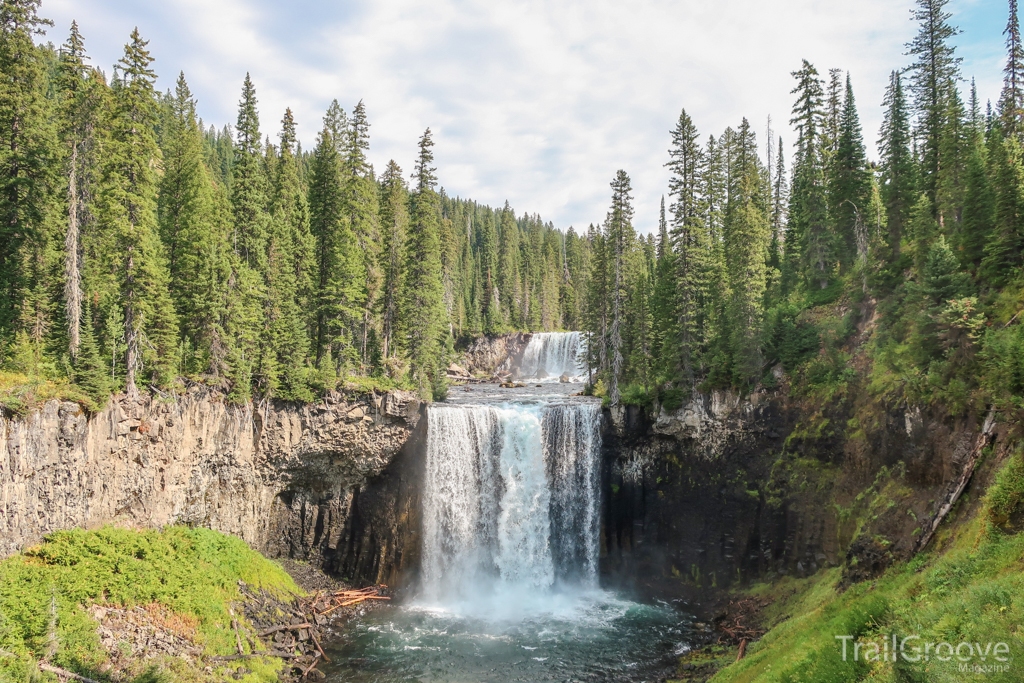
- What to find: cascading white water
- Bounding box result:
[421,400,602,610]
[331,391,691,683]
[517,332,587,381]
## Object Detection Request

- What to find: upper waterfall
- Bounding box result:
[516,332,587,381]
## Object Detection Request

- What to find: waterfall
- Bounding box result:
[421,401,602,605]
[517,332,586,381]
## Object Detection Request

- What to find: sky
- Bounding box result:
[40,0,1009,234]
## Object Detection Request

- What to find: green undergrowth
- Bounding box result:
[0,526,301,682]
[708,454,1024,683]
[0,371,98,416]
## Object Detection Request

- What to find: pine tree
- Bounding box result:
[787,60,832,290]
[878,71,916,263]
[344,100,381,366]
[0,0,57,351]
[56,21,102,360]
[981,133,1024,284]
[585,222,610,379]
[651,196,677,380]
[497,202,521,327]
[73,300,112,407]
[95,29,179,397]
[401,129,447,398]
[259,108,313,400]
[604,170,634,405]
[770,136,787,270]
[231,74,270,272]
[724,119,771,385]
[309,102,364,372]
[666,108,711,384]
[829,73,871,269]
[937,83,968,235]
[625,237,654,390]
[907,0,961,211]
[1001,0,1024,134]
[959,123,994,270]
[823,68,844,161]
[378,160,407,363]
[479,208,501,332]
[157,72,230,378]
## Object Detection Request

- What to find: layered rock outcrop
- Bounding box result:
[0,387,423,586]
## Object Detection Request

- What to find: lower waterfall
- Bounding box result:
[421,401,601,607]
[325,387,691,683]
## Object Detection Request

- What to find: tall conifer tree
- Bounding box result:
[402,129,447,398]
[158,73,231,378]
[666,109,711,384]
[787,60,831,290]
[604,170,634,405]
[379,160,408,363]
[0,0,57,351]
[879,71,916,264]
[309,102,364,372]
[1001,0,1024,134]
[907,0,961,214]
[231,74,269,272]
[829,74,871,269]
[96,29,179,397]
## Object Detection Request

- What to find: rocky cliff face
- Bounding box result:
[0,387,423,587]
[460,333,532,377]
[600,387,1012,598]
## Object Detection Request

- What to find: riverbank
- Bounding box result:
[666,444,1024,682]
[0,526,395,682]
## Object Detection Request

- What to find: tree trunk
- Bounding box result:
[65,143,82,358]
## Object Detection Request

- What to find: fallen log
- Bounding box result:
[257,623,312,637]
[916,407,998,552]
[309,629,331,663]
[38,663,101,683]
[300,652,322,678]
[210,652,297,661]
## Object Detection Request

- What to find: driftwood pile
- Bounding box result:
[227,581,389,680]
[301,585,391,618]
[713,597,767,645]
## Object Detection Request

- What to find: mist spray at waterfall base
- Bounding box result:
[324,382,691,682]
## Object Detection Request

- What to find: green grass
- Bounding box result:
[0,526,301,682]
[709,460,1024,683]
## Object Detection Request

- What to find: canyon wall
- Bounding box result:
[0,387,423,587]
[600,386,1013,598]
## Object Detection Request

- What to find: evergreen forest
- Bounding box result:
[2,0,1024,416]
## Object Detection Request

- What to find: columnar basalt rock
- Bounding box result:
[600,387,1010,599]
[0,386,422,586]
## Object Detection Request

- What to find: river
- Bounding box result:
[323,334,693,682]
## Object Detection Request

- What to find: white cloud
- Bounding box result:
[41,0,1004,233]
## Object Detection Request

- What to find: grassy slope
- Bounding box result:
[707,448,1024,683]
[0,526,302,682]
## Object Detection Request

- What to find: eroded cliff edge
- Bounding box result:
[0,387,424,588]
